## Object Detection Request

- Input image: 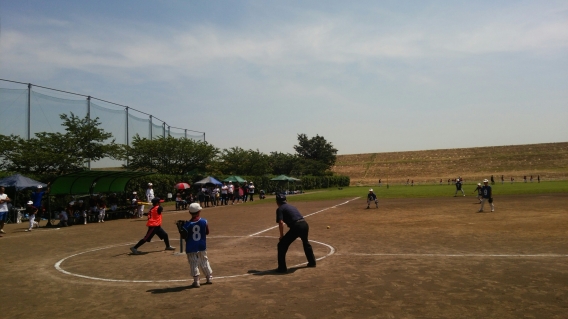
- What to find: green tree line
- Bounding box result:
[0,113,349,190]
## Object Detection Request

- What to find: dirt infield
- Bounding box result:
[1,194,568,318]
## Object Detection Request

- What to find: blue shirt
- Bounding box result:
[481,185,492,198]
[183,218,208,253]
[31,191,45,208]
[276,203,304,228]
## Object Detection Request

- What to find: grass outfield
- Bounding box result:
[283,180,568,202]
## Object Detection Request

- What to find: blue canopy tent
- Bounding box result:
[194,176,223,186]
[0,174,48,223]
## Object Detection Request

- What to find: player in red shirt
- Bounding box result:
[130,197,175,254]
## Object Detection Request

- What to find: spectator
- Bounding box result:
[25,200,39,231]
[220,182,228,205]
[248,182,255,202]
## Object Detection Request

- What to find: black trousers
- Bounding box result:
[277,220,316,270]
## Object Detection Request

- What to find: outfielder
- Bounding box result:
[178,203,213,288]
[454,177,465,197]
[472,183,483,203]
[367,189,378,209]
[478,179,494,213]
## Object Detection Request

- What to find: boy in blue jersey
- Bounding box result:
[182,203,213,288]
[472,183,483,203]
[478,179,494,213]
[454,177,465,197]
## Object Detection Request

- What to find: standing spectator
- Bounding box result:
[491,175,495,185]
[88,195,98,222]
[274,193,316,273]
[454,177,465,197]
[530,175,533,182]
[248,182,255,202]
[130,197,175,254]
[146,183,155,211]
[523,176,527,183]
[0,186,11,235]
[501,175,504,185]
[181,203,213,288]
[510,177,514,184]
[411,180,414,187]
[478,179,494,213]
[227,182,234,205]
[447,179,451,185]
[97,195,106,223]
[406,179,409,186]
[439,179,442,185]
[242,183,248,203]
[220,182,228,205]
[25,200,39,231]
[378,179,382,187]
[58,203,70,227]
[202,186,210,207]
[538,175,540,183]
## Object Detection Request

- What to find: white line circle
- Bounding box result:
[54,235,335,283]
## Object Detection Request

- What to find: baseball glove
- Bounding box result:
[488,198,493,203]
[175,220,188,238]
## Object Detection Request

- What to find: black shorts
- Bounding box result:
[142,226,167,242]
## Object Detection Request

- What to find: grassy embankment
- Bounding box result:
[333,142,568,186]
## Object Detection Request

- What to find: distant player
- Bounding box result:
[378,179,382,187]
[478,179,494,213]
[366,189,378,209]
[454,177,465,197]
[130,197,175,254]
[538,175,540,183]
[472,183,483,203]
[180,203,213,288]
[501,175,504,185]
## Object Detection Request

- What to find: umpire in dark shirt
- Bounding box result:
[275,193,316,273]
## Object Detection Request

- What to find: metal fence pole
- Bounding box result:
[149,115,153,140]
[162,123,166,137]
[185,129,187,139]
[87,96,91,170]
[27,83,31,140]
[126,107,129,168]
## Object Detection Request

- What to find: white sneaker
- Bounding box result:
[84,221,87,224]
[191,281,200,288]
[101,220,104,223]
[0,229,5,234]
[491,209,494,212]
[27,229,32,232]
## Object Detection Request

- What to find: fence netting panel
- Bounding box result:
[128,113,151,142]
[168,128,186,139]
[151,122,164,139]
[0,88,28,137]
[30,91,87,136]
[91,102,127,145]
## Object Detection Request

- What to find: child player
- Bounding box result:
[478,179,495,213]
[366,189,378,209]
[182,203,213,288]
[473,183,483,203]
[130,197,175,254]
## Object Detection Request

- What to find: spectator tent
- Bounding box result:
[49,171,154,195]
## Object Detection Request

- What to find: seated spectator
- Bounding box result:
[58,206,69,227]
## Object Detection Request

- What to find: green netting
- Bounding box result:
[151,121,164,139]
[0,88,28,137]
[128,113,151,141]
[91,102,127,144]
[50,171,154,195]
[30,90,87,136]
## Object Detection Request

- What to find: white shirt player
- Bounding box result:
[146,188,154,202]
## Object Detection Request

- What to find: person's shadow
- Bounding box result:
[146,285,197,294]
[248,266,307,276]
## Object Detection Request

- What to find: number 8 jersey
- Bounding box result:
[182,218,209,253]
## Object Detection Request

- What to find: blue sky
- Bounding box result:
[1,1,567,155]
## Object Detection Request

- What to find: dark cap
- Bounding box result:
[275,193,287,203]
[151,197,161,204]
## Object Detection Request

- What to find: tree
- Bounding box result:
[1,113,120,175]
[293,134,338,175]
[269,152,299,175]
[218,147,271,176]
[122,135,218,175]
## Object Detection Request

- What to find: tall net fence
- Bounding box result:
[0,80,205,168]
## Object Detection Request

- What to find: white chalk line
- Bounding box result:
[339,253,568,258]
[54,236,335,283]
[248,197,360,237]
